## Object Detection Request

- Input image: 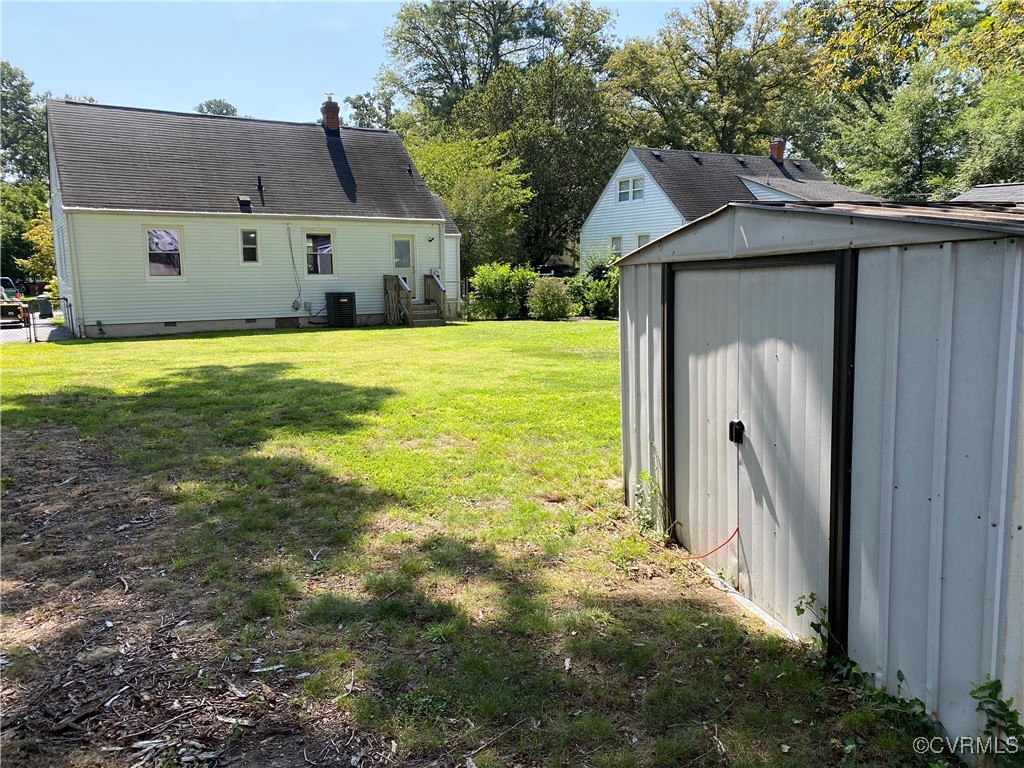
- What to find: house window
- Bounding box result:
[147,228,182,277]
[617,177,644,202]
[611,236,623,258]
[241,230,259,263]
[306,233,333,275]
[637,233,650,248]
[393,236,413,270]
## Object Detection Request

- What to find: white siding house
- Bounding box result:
[618,200,1024,747]
[580,150,683,266]
[581,145,879,269]
[47,98,460,337]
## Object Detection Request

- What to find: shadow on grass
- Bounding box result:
[1,363,939,767]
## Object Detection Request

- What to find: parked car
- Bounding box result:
[1,277,30,327]
[536,264,578,278]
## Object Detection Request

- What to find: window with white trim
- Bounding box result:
[611,236,623,258]
[636,233,650,248]
[147,228,182,277]
[306,233,333,275]
[241,230,259,264]
[617,177,644,202]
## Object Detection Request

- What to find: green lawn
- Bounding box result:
[0,322,943,767]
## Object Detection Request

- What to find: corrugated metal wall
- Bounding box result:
[849,238,1024,741]
[619,264,666,518]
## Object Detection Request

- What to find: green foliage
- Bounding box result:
[954,74,1024,190]
[467,262,536,320]
[344,84,401,129]
[194,98,238,116]
[971,676,1024,767]
[824,61,969,200]
[17,206,55,283]
[794,592,831,650]
[406,132,532,270]
[633,470,661,533]
[527,277,578,321]
[1,61,48,184]
[606,0,809,153]
[1,182,46,279]
[456,55,623,264]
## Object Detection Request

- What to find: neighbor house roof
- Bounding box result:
[46,100,444,221]
[952,182,1024,203]
[629,147,881,221]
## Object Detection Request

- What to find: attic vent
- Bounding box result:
[793,161,804,171]
[652,151,662,160]
[690,154,703,164]
[736,158,748,167]
[237,195,252,212]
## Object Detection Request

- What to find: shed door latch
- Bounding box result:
[728,420,745,445]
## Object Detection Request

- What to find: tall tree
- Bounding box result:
[194,98,239,116]
[0,182,46,278]
[407,133,532,270]
[344,86,401,130]
[384,0,554,119]
[1,61,48,184]
[458,56,623,262]
[605,0,809,153]
[18,207,56,285]
[824,61,968,200]
[953,73,1024,192]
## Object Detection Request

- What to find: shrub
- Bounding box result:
[528,278,577,321]
[585,269,619,320]
[467,262,537,320]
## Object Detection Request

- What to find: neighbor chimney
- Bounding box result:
[321,93,341,134]
[769,137,785,163]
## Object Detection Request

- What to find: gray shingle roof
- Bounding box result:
[952,182,1024,203]
[630,147,880,221]
[47,100,444,221]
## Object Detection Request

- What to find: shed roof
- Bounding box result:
[47,99,444,221]
[618,200,1024,267]
[629,147,880,221]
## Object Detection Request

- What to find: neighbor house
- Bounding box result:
[579,140,879,266]
[47,98,460,338]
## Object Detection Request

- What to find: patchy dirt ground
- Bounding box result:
[0,427,406,768]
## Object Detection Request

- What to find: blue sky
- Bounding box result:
[2,1,689,123]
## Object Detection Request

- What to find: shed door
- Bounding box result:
[673,264,835,636]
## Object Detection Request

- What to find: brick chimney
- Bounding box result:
[769,137,785,163]
[321,94,341,134]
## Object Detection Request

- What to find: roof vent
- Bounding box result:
[736,157,748,167]
[690,154,703,164]
[652,151,662,160]
[793,161,803,171]
[237,195,252,212]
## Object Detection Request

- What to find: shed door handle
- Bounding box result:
[728,420,745,445]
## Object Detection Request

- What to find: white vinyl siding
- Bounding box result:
[581,150,683,268]
[67,211,444,325]
[444,234,461,314]
[49,144,74,305]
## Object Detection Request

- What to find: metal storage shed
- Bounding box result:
[618,200,1023,742]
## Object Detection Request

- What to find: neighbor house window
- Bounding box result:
[636,233,650,248]
[306,233,333,274]
[611,236,623,258]
[148,228,182,276]
[241,230,259,263]
[618,177,644,202]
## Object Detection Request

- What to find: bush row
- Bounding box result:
[467,258,619,321]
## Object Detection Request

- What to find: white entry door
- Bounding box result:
[673,263,835,637]
[393,236,416,298]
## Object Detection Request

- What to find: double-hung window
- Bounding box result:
[306,233,333,275]
[617,177,644,202]
[147,228,183,277]
[241,230,259,264]
[611,236,623,258]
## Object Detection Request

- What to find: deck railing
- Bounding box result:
[383,274,414,326]
[424,272,446,317]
